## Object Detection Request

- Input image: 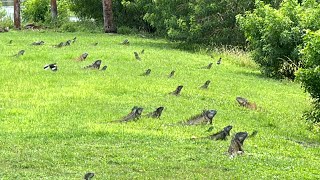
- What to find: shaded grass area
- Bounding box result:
[0,31,319,179]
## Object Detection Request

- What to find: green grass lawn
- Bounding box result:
[0,31,319,179]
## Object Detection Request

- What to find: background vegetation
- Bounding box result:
[0,2,13,28]
[22,0,70,27]
[296,30,320,123]
[237,0,320,123]
[68,0,284,45]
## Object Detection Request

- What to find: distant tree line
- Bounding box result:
[69,0,283,46]
[5,0,284,45]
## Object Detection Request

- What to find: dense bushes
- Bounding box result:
[237,0,320,79]
[0,2,12,28]
[238,0,320,123]
[296,30,320,123]
[68,0,265,45]
[67,0,294,45]
[68,0,102,22]
[22,0,70,26]
[149,0,262,45]
[69,0,153,32]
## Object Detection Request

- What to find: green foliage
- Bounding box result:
[237,0,320,79]
[0,2,13,28]
[22,0,70,26]
[69,0,153,31]
[144,0,255,45]
[60,20,103,33]
[114,0,153,32]
[50,0,71,26]
[22,0,50,22]
[60,21,77,32]
[297,67,320,123]
[117,26,139,35]
[68,0,102,22]
[296,30,320,123]
[70,0,284,45]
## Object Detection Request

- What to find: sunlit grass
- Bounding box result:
[0,31,319,179]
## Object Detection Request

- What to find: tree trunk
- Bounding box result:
[13,0,21,29]
[102,0,116,33]
[51,0,58,20]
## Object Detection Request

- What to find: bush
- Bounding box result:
[144,0,255,46]
[296,30,320,123]
[68,0,102,22]
[22,0,70,27]
[68,0,263,45]
[237,0,320,79]
[22,0,49,23]
[237,1,300,79]
[0,2,13,28]
[60,22,76,32]
[117,26,138,35]
[69,0,153,32]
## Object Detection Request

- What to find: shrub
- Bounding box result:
[22,0,70,27]
[0,2,13,28]
[237,1,300,79]
[296,30,320,123]
[237,0,320,79]
[144,0,255,46]
[117,26,138,35]
[22,0,49,23]
[60,22,77,32]
[68,0,262,45]
[69,0,153,32]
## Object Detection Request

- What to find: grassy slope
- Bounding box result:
[0,31,319,179]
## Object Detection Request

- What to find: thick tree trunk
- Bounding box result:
[51,0,58,20]
[102,0,116,33]
[13,0,21,29]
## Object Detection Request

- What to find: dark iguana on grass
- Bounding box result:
[228,132,248,157]
[202,62,213,69]
[54,42,64,48]
[32,41,44,45]
[207,125,232,140]
[77,52,88,61]
[182,110,217,125]
[170,85,183,96]
[134,52,141,61]
[141,69,151,76]
[100,66,107,71]
[84,60,102,69]
[84,172,94,180]
[64,40,71,46]
[168,70,175,78]
[116,106,144,122]
[200,80,211,89]
[13,50,25,57]
[72,37,77,43]
[121,39,129,45]
[147,107,164,119]
[236,97,257,110]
